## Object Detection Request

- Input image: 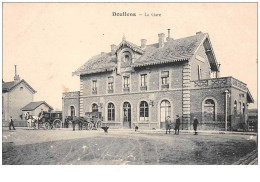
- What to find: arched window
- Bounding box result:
[92,103,98,112]
[70,106,75,117]
[203,99,215,121]
[140,101,149,121]
[160,100,171,123]
[234,101,237,115]
[108,103,115,121]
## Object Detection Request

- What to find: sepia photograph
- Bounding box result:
[1,1,258,170]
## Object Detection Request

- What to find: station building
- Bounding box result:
[62,30,254,130]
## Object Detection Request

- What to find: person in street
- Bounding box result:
[193,117,199,135]
[165,116,172,134]
[175,115,181,135]
[9,116,16,130]
[38,109,44,120]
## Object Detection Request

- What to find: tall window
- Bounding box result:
[108,76,114,91]
[92,80,97,91]
[108,103,115,121]
[140,101,149,121]
[92,103,98,112]
[234,101,237,115]
[160,100,171,123]
[161,71,169,85]
[141,74,147,87]
[123,76,130,88]
[203,99,215,121]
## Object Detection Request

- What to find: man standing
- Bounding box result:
[175,115,181,135]
[193,117,199,135]
[9,116,16,130]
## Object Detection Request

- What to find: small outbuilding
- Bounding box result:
[21,101,53,117]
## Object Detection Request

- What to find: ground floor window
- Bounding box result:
[108,103,115,121]
[92,103,98,112]
[140,101,149,121]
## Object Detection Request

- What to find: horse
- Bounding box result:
[24,112,40,129]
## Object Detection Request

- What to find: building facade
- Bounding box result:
[63,31,254,130]
[2,66,36,121]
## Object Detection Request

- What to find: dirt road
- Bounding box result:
[2,128,257,165]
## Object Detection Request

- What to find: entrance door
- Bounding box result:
[160,100,171,129]
[123,102,131,128]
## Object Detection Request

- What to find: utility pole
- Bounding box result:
[225,90,229,131]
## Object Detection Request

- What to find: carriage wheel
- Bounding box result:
[53,119,62,128]
[88,122,93,130]
[44,122,51,130]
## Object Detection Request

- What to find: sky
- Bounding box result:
[2,3,257,110]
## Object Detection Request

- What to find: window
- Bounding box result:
[123,76,130,88]
[108,103,115,121]
[92,80,97,91]
[234,101,237,115]
[141,74,147,87]
[161,71,169,87]
[20,87,23,91]
[92,103,98,112]
[108,76,114,91]
[140,101,149,121]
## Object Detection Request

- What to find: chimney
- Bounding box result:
[196,31,203,35]
[141,39,147,49]
[166,29,173,41]
[14,65,20,83]
[111,44,116,53]
[158,33,165,48]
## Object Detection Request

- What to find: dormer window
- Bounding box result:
[121,51,132,67]
[20,87,23,91]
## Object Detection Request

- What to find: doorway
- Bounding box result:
[123,102,131,128]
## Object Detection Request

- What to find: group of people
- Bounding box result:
[166,115,199,135]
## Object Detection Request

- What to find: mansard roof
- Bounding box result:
[73,32,219,75]
[2,79,36,93]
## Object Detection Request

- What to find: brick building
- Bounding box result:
[2,66,36,121]
[62,30,254,130]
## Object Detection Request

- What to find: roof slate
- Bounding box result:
[2,79,36,93]
[21,101,53,111]
[73,33,207,75]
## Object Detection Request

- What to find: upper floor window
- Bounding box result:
[92,80,97,94]
[161,71,169,89]
[141,74,147,86]
[92,80,97,91]
[123,76,130,88]
[108,76,114,92]
[121,51,132,67]
[20,87,23,91]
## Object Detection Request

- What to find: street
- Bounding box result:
[2,127,257,165]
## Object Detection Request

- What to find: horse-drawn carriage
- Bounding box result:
[24,111,62,130]
[64,112,102,130]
